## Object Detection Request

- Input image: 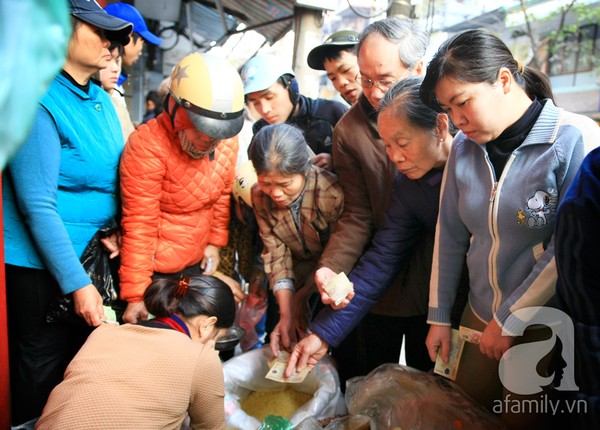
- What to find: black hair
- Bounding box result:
[249,123,311,176]
[379,76,456,136]
[323,46,356,64]
[144,275,236,328]
[145,90,164,114]
[108,41,124,58]
[421,29,554,112]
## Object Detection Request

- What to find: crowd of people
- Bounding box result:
[3,0,600,429]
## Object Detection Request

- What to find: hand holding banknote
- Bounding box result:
[315,267,354,310]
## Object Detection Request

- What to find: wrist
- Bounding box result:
[272,278,294,294]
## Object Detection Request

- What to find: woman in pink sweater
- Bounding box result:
[36,275,236,430]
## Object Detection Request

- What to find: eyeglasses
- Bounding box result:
[355,74,396,91]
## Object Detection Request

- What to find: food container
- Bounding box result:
[216,325,245,351]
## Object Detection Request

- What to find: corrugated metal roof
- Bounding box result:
[183,1,295,50]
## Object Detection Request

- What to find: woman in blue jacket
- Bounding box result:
[420,29,599,429]
[284,77,459,374]
[2,1,131,424]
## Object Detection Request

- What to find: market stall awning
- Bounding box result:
[156,0,296,50]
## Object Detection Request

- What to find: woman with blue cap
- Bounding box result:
[2,0,131,425]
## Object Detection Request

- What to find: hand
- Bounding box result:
[72,284,105,327]
[201,244,220,275]
[269,317,297,358]
[285,333,329,378]
[310,153,333,171]
[100,231,121,259]
[212,271,246,303]
[314,267,354,309]
[426,324,451,363]
[315,267,336,303]
[479,318,514,361]
[123,301,149,324]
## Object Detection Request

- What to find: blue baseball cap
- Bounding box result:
[69,0,132,46]
[104,2,162,46]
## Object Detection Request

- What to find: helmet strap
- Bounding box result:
[165,93,180,128]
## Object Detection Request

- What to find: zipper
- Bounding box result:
[486,152,517,313]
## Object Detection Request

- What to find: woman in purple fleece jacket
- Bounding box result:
[284,76,457,375]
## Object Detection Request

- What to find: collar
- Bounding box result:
[288,94,307,121]
[151,314,191,338]
[117,70,129,87]
[60,69,90,95]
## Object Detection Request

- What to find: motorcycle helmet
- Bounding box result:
[169,53,245,139]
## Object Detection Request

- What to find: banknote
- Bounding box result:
[323,271,353,306]
[459,325,483,344]
[434,328,465,381]
[101,305,119,325]
[265,351,311,383]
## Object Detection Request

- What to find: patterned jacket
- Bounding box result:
[252,165,344,290]
[119,112,238,302]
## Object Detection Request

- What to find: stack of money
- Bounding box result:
[323,272,353,306]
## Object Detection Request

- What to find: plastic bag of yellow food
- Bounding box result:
[223,346,347,429]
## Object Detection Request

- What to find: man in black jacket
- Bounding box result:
[241,54,347,171]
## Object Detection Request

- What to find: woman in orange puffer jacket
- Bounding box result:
[119,53,245,323]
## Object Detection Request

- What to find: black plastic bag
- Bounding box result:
[46,224,120,324]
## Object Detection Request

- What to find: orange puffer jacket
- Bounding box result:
[119,113,238,302]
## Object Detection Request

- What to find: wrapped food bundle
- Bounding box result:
[223,346,347,429]
[344,363,510,430]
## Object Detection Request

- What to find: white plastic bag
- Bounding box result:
[223,346,347,429]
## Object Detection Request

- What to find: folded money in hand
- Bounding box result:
[266,351,311,383]
[323,272,353,306]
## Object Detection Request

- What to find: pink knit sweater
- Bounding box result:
[36,324,226,429]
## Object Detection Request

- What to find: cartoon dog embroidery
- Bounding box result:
[525,190,553,227]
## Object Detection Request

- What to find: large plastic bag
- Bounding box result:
[46,223,120,324]
[223,347,347,429]
[235,293,268,351]
[344,363,510,430]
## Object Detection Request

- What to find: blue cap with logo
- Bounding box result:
[104,2,162,46]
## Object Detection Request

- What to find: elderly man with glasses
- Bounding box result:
[309,16,432,388]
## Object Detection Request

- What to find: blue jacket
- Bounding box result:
[310,169,442,347]
[428,100,599,335]
[555,146,600,424]
[3,72,124,294]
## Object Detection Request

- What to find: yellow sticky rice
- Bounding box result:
[240,387,312,422]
